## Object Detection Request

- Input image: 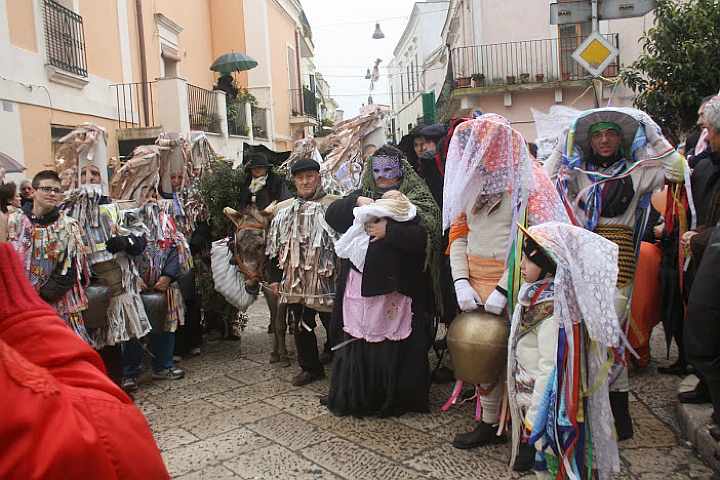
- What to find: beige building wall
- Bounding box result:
[210,0,249,88]
[6,0,37,52]
[267,0,296,149]
[80,0,124,83]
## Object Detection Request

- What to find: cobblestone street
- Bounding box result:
[134,297,716,479]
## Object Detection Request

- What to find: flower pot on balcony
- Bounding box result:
[506,75,516,84]
[535,73,545,83]
[455,77,472,88]
[519,73,530,84]
[471,74,485,87]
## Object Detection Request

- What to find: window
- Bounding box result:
[161,44,180,78]
[559,22,591,80]
[43,0,87,77]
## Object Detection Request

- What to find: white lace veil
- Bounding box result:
[526,221,621,479]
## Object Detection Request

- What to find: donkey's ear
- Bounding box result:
[261,201,277,217]
[223,207,244,228]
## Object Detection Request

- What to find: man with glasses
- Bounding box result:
[5,170,92,345]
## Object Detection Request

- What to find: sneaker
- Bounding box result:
[291,370,324,387]
[190,347,202,356]
[173,355,183,362]
[152,367,186,381]
[121,377,139,393]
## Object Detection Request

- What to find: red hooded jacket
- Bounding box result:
[0,243,169,480]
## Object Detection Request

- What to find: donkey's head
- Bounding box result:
[223,206,269,289]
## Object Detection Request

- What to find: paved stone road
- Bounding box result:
[135,297,716,479]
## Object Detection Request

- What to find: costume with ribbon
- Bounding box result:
[442,115,567,433]
[508,222,621,480]
[544,107,686,395]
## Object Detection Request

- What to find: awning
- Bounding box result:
[0,152,26,173]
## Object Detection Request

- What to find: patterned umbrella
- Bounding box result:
[210,52,258,74]
[0,152,25,173]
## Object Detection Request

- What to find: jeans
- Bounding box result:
[122,338,144,379]
[150,331,176,372]
[121,331,176,378]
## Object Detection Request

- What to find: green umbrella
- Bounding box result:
[210,52,258,74]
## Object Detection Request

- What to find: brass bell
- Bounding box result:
[372,22,385,40]
[446,311,509,385]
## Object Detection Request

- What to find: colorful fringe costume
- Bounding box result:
[63,187,151,348]
[7,208,92,345]
[508,222,622,480]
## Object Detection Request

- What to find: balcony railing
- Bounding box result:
[43,0,88,77]
[111,81,156,129]
[290,87,318,119]
[188,84,221,134]
[251,106,269,139]
[227,100,249,136]
[451,34,620,88]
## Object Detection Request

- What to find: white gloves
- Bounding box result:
[454,279,482,312]
[484,289,507,315]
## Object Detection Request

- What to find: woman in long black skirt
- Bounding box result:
[324,145,442,417]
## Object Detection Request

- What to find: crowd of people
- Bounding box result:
[1,96,719,478]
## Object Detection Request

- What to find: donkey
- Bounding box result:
[221,203,290,363]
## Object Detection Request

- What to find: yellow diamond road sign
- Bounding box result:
[572,32,619,77]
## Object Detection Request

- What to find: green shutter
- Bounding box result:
[422,92,436,125]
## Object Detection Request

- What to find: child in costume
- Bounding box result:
[507,222,622,480]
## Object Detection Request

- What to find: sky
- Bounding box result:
[301,0,420,118]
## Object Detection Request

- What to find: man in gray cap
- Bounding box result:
[265,158,339,385]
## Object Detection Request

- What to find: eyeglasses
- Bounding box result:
[37,186,62,194]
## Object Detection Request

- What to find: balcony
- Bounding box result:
[111,77,273,161]
[289,87,319,127]
[43,0,88,88]
[188,84,221,134]
[450,34,620,93]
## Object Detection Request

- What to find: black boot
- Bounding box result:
[678,379,711,404]
[512,442,536,472]
[452,422,506,449]
[609,391,634,441]
[658,359,690,376]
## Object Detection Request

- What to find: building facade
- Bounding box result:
[438,0,652,139]
[387,0,450,142]
[0,0,324,177]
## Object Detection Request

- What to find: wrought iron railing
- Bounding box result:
[188,84,220,133]
[111,82,156,129]
[451,34,620,88]
[251,106,269,139]
[227,101,249,136]
[289,87,318,119]
[43,0,88,77]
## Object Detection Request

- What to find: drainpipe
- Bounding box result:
[135,0,150,126]
[294,29,304,117]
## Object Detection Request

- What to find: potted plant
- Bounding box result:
[519,73,530,83]
[506,75,517,84]
[455,76,472,88]
[535,73,545,82]
[471,73,485,87]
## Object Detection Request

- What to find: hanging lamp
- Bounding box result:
[372,22,385,39]
[365,68,372,80]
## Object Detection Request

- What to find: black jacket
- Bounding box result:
[324,190,432,345]
[241,173,290,211]
[688,150,720,263]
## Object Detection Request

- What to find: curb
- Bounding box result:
[676,374,720,472]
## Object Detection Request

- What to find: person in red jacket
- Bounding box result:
[0,242,169,480]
